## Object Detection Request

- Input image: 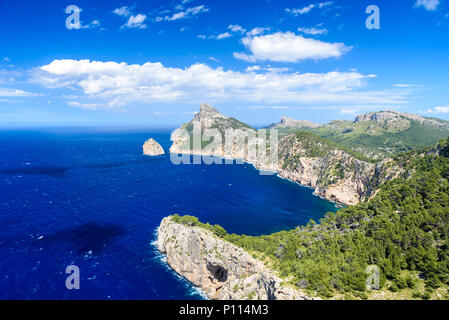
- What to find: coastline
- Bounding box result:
[169,150,347,206]
[156,216,319,300]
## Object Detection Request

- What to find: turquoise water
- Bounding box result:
[0,128,337,299]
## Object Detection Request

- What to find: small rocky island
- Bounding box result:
[143,138,165,156]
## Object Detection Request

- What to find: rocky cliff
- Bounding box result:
[143,138,165,156]
[168,104,404,205]
[157,216,318,300]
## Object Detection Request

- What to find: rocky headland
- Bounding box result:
[168,104,404,205]
[157,216,318,300]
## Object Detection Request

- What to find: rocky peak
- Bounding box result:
[268,116,319,129]
[280,117,319,128]
[354,111,404,124]
[194,104,226,122]
[354,110,449,130]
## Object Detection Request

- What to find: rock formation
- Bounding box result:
[143,138,165,156]
[168,104,404,205]
[268,116,319,129]
[157,217,319,300]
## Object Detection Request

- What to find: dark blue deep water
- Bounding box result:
[0,128,337,299]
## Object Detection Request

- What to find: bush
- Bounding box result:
[406,276,417,289]
[395,277,408,289]
[389,283,399,292]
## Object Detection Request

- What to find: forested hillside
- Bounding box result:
[172,139,449,299]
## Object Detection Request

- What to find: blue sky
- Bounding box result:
[0,0,448,127]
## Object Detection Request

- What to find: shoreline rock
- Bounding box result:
[157,216,319,300]
[143,138,165,156]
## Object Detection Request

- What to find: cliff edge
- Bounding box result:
[157,216,318,300]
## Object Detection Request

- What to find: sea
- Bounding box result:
[0,128,337,299]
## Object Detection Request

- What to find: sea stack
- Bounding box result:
[143,138,165,156]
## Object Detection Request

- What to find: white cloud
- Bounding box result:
[246,27,270,36]
[32,59,407,109]
[113,6,131,17]
[297,26,328,35]
[208,57,220,63]
[340,108,357,115]
[122,14,147,29]
[114,6,147,29]
[228,25,246,34]
[0,87,36,97]
[68,101,102,110]
[393,84,423,88]
[234,32,351,63]
[156,5,209,22]
[286,1,333,16]
[424,106,449,114]
[414,0,440,11]
[0,99,24,104]
[245,65,291,73]
[233,52,257,63]
[213,32,233,40]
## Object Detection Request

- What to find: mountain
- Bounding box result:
[170,104,255,157]
[267,117,319,130]
[160,138,449,299]
[163,105,449,299]
[306,110,449,159]
[168,105,406,205]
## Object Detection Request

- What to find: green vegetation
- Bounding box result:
[171,139,449,298]
[172,214,227,238]
[281,131,378,164]
[305,118,449,160]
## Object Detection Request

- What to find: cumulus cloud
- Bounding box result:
[113,6,147,29]
[156,5,209,22]
[414,0,440,11]
[246,27,270,36]
[233,32,351,63]
[286,1,333,16]
[31,59,407,109]
[122,14,147,29]
[228,25,246,34]
[424,106,449,114]
[113,6,131,17]
[212,32,232,40]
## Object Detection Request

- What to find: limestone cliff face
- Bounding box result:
[157,217,318,300]
[277,150,375,206]
[143,138,165,156]
[169,104,405,205]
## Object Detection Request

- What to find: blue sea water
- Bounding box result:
[0,128,337,300]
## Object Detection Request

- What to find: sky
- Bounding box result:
[0,0,448,128]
